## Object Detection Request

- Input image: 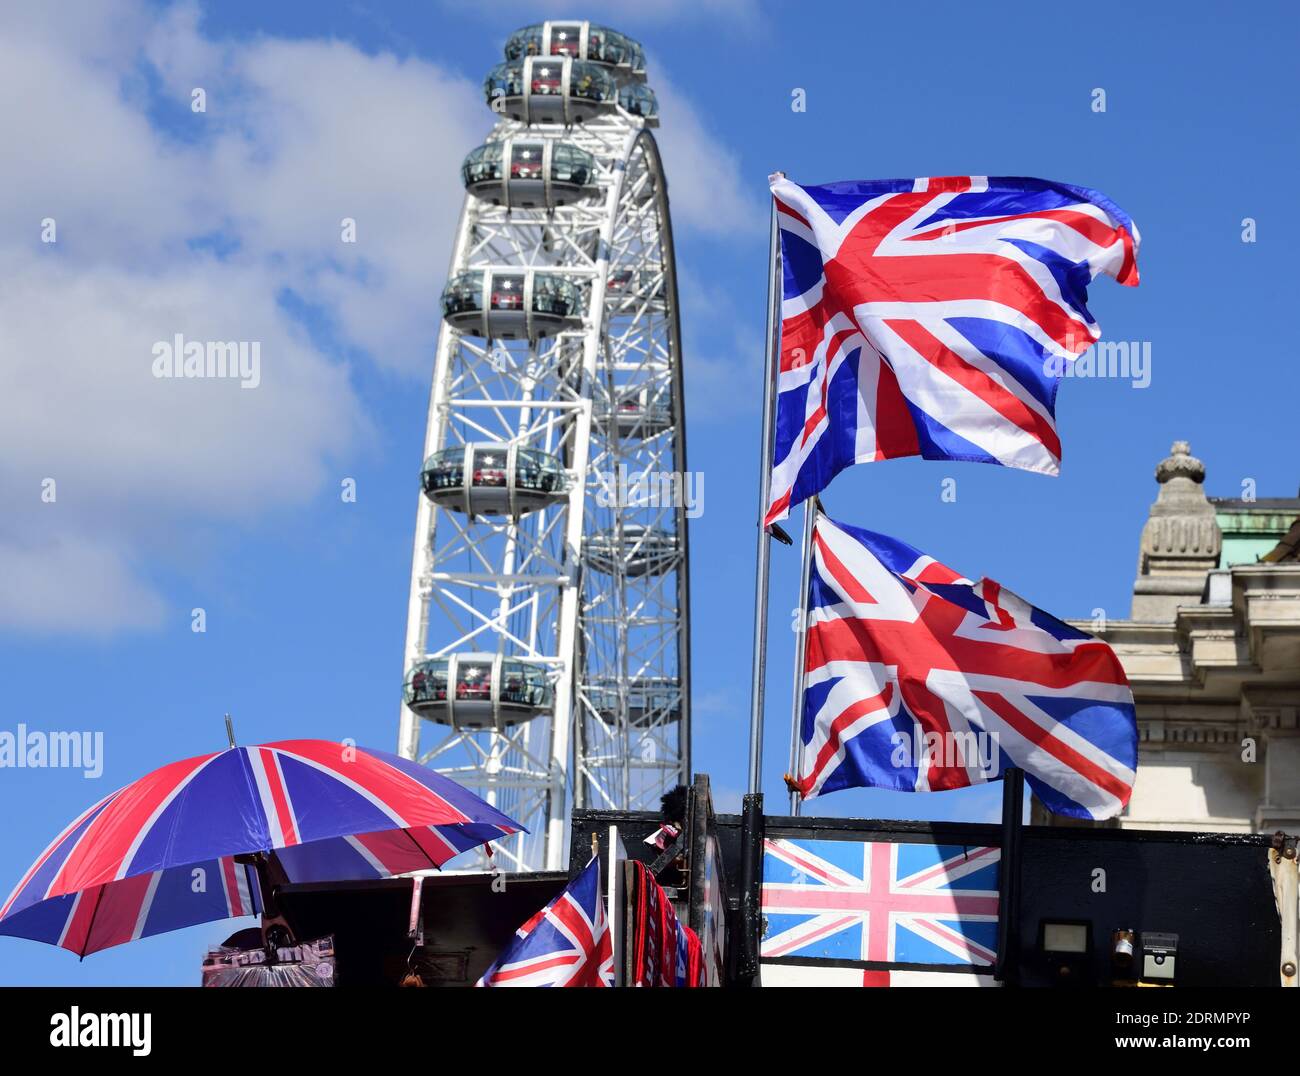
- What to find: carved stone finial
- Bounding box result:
[1132,440,1221,620]
[1154,440,1205,485]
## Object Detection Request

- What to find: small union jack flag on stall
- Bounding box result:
[476,856,614,987]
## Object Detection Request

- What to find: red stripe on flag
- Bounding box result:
[797,681,895,796]
[920,177,975,194]
[1115,227,1139,286]
[764,489,792,527]
[798,324,861,447]
[825,253,1093,354]
[491,954,579,983]
[974,690,1131,807]
[884,319,1062,462]
[774,197,812,231]
[813,529,878,606]
[871,349,921,460]
[904,207,1122,254]
[549,893,596,953]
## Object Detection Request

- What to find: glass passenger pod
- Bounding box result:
[605,268,666,309]
[404,653,553,729]
[483,57,615,125]
[586,524,678,577]
[440,269,582,340]
[504,22,647,81]
[618,83,659,128]
[461,139,598,209]
[588,677,683,727]
[421,442,568,518]
[597,385,672,438]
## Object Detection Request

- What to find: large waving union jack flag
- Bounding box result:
[794,513,1137,819]
[477,855,614,987]
[766,174,1140,524]
[762,838,1000,966]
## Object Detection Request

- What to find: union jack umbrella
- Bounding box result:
[794,512,1138,818]
[476,855,613,987]
[0,739,522,957]
[762,838,1000,966]
[767,174,1140,524]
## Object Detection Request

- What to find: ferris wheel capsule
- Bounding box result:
[587,524,679,577]
[484,57,616,125]
[504,21,647,81]
[404,653,553,729]
[461,139,598,209]
[588,677,683,728]
[595,385,673,438]
[440,268,583,340]
[421,442,569,518]
[605,267,666,310]
[617,83,659,127]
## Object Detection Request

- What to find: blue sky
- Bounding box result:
[0,0,1296,984]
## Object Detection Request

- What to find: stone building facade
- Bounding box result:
[1034,442,1300,833]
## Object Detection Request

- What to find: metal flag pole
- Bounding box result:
[995,766,1025,985]
[785,499,817,815]
[746,175,785,796]
[738,175,784,985]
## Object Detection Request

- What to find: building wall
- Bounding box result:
[1123,749,1262,833]
[1055,442,1300,835]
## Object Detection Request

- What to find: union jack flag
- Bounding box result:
[476,856,614,987]
[762,838,1000,966]
[794,513,1137,819]
[674,919,705,987]
[766,174,1140,524]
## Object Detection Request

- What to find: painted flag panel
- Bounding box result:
[761,838,1000,966]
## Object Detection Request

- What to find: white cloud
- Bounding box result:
[0,0,758,633]
[650,68,765,241]
[0,535,166,635]
[0,253,362,515]
[0,249,368,632]
[142,5,490,372]
[0,2,464,632]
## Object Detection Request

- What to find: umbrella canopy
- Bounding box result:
[0,739,522,956]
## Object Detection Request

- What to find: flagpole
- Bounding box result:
[738,176,784,985]
[745,176,784,796]
[995,766,1025,985]
[785,500,817,815]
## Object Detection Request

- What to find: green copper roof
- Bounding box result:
[1211,497,1300,568]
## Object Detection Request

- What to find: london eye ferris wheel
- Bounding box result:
[398,21,692,872]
